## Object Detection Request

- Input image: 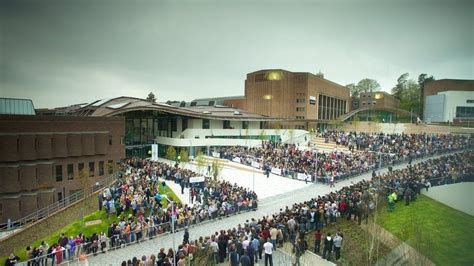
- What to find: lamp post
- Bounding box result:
[163,195,176,266]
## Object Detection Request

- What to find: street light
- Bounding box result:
[163,195,177,266]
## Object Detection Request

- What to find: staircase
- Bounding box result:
[311,137,350,153]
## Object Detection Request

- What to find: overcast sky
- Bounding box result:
[1,0,473,108]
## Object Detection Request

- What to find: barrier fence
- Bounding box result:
[14,203,259,266]
[220,146,473,184]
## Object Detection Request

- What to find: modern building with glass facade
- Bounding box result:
[46,96,306,158]
[423,79,474,123]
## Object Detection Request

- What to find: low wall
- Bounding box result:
[0,193,99,257]
[422,182,474,216]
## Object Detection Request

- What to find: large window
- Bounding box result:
[67,164,74,180]
[202,119,210,129]
[99,161,104,176]
[78,162,84,174]
[182,119,188,131]
[55,165,63,182]
[108,160,114,175]
[223,120,231,129]
[242,121,249,129]
[89,162,95,177]
[456,106,474,118]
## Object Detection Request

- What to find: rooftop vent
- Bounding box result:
[203,111,211,114]
[234,111,242,115]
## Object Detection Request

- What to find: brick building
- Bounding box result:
[359,91,400,109]
[0,112,124,224]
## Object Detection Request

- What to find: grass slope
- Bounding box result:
[304,219,392,266]
[378,194,474,266]
[1,183,180,265]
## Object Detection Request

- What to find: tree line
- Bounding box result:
[346,73,435,117]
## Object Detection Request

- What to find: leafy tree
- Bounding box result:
[165,146,177,161]
[357,79,381,93]
[258,130,267,141]
[211,158,223,181]
[346,83,360,98]
[195,150,206,175]
[391,73,409,100]
[400,80,421,117]
[178,149,189,166]
[146,92,157,103]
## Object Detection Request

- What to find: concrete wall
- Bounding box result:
[422,182,474,216]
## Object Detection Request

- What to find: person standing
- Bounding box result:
[183,227,189,244]
[314,229,322,253]
[229,245,240,266]
[263,238,273,266]
[240,250,251,266]
[333,233,343,261]
[322,233,333,261]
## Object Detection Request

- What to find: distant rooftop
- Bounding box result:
[0,98,36,115]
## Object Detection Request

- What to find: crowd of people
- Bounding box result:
[11,131,472,266]
[217,132,472,183]
[14,159,258,266]
[112,150,473,266]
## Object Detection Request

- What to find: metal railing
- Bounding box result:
[0,173,120,234]
[13,203,260,265]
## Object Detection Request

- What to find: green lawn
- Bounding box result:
[304,219,392,266]
[378,194,474,266]
[1,183,181,265]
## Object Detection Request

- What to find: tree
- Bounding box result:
[178,149,189,167]
[391,73,409,100]
[357,79,381,93]
[418,74,435,118]
[346,83,360,98]
[195,150,206,175]
[165,146,177,161]
[146,92,157,103]
[211,158,223,181]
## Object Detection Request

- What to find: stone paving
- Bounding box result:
[83,154,451,265]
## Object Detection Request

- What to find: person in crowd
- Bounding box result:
[333,232,343,261]
[323,232,333,261]
[263,238,273,266]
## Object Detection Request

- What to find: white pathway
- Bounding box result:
[84,154,455,265]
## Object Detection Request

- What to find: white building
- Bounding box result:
[46,96,308,157]
[424,91,474,123]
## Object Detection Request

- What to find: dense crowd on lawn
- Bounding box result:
[11,159,257,266]
[107,151,473,266]
[217,133,472,182]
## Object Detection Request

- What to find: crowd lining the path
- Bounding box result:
[217,132,472,183]
[11,148,472,266]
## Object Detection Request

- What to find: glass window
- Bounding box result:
[242,121,249,129]
[67,164,74,180]
[182,119,188,131]
[55,165,63,182]
[108,160,114,175]
[202,119,210,129]
[78,162,84,174]
[223,120,231,129]
[89,162,95,177]
[171,119,177,132]
[99,161,104,176]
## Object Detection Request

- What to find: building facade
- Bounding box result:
[244,70,350,124]
[423,79,474,123]
[425,91,474,123]
[359,91,400,109]
[0,115,125,224]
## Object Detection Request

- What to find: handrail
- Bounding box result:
[0,173,120,234]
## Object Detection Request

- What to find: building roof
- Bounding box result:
[192,96,245,102]
[43,96,275,121]
[0,98,36,115]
